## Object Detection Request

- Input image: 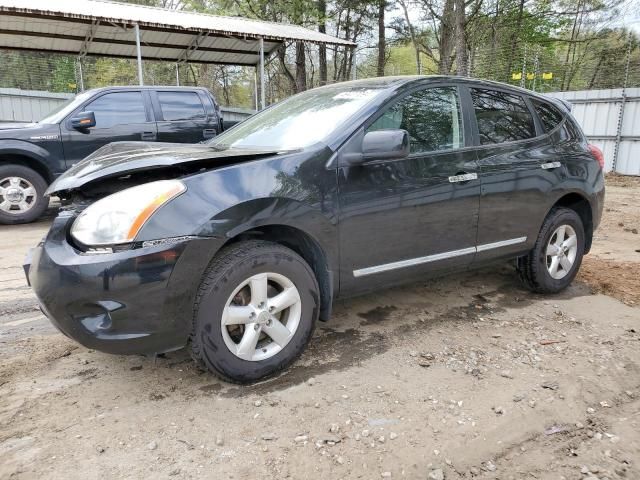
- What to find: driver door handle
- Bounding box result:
[448,172,478,183]
[141,131,156,141]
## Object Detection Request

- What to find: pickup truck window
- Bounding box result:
[86,92,147,128]
[209,85,384,150]
[158,91,205,121]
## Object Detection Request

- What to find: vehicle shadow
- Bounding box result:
[103,263,592,398]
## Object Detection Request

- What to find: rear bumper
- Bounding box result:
[27,213,223,355]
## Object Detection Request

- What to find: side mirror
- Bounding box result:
[343,129,410,165]
[70,111,96,129]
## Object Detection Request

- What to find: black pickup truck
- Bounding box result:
[0,86,223,224]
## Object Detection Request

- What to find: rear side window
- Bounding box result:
[85,91,147,128]
[158,91,205,121]
[367,86,463,153]
[531,99,565,132]
[471,89,536,145]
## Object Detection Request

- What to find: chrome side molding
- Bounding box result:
[353,236,527,277]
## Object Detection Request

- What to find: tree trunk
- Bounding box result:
[399,0,421,74]
[439,0,455,74]
[454,0,467,76]
[377,0,386,76]
[318,0,327,85]
[295,41,307,92]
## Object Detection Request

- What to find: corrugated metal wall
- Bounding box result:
[0,88,73,123]
[0,87,254,125]
[547,88,640,175]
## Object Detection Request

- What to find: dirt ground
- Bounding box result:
[1,177,638,480]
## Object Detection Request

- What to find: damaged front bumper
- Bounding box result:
[25,213,223,355]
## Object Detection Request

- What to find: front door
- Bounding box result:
[61,90,156,167]
[338,85,480,294]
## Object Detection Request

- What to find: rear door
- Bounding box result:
[338,84,480,294]
[153,90,212,143]
[61,90,156,167]
[468,87,558,263]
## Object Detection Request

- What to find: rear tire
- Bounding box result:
[190,240,319,384]
[0,165,49,225]
[517,207,585,293]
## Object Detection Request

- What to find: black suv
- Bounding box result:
[26,76,604,383]
[0,86,222,224]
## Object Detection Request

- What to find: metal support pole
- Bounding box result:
[78,61,84,91]
[612,33,632,173]
[259,37,265,110]
[520,43,527,89]
[352,47,357,80]
[254,68,259,111]
[175,64,180,86]
[134,23,144,86]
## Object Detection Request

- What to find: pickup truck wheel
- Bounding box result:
[0,165,48,224]
[517,207,585,293]
[190,240,319,384]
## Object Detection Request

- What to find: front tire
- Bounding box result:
[0,165,49,225]
[190,240,319,384]
[517,207,585,293]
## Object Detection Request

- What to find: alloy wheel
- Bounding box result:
[221,272,302,362]
[545,224,578,280]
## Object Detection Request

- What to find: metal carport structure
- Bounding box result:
[0,0,356,109]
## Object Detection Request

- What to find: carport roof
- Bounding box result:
[0,0,355,66]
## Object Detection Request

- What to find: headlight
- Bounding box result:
[71,180,186,246]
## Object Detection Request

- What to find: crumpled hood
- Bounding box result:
[46,141,283,195]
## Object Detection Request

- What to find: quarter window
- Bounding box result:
[367,87,463,153]
[85,92,147,129]
[158,91,205,121]
[471,89,536,144]
[531,99,565,132]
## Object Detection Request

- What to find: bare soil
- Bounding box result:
[1,181,639,480]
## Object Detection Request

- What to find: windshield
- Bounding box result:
[208,84,387,150]
[39,91,93,124]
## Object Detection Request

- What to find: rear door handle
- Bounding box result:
[541,161,561,170]
[141,131,156,141]
[203,128,217,139]
[448,172,478,183]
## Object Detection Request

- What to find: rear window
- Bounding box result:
[158,91,205,121]
[532,99,565,132]
[471,88,536,145]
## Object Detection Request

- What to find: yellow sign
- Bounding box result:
[527,73,535,80]
[512,72,522,80]
[542,72,553,80]
[68,83,77,89]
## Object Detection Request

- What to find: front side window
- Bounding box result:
[531,99,565,132]
[367,86,463,153]
[471,89,536,145]
[158,91,206,121]
[85,92,147,129]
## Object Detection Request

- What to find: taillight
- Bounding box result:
[588,144,605,170]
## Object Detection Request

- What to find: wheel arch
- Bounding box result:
[222,223,335,322]
[0,151,53,184]
[549,192,594,253]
